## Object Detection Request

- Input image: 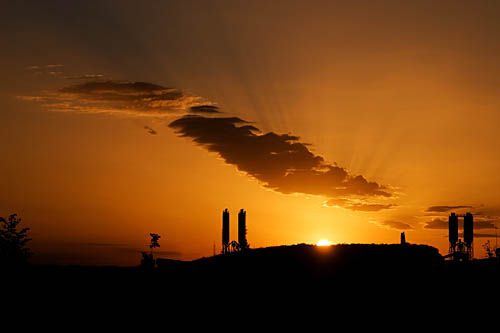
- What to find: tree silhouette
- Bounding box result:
[150,233,160,253]
[140,233,161,269]
[0,214,32,266]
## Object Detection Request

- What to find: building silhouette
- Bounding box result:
[448,212,474,260]
[464,212,473,258]
[222,209,230,254]
[238,209,248,250]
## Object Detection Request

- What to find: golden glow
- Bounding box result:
[316,239,332,246]
[3,1,500,265]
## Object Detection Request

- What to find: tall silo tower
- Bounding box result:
[449,212,458,254]
[238,209,248,250]
[464,212,474,259]
[222,209,230,254]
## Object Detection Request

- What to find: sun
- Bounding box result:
[316,239,331,246]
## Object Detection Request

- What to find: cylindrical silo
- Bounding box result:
[449,213,458,247]
[222,209,230,253]
[464,212,473,246]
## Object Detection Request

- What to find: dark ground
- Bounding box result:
[5,243,499,313]
[11,243,499,288]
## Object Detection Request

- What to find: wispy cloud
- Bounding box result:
[64,74,105,80]
[46,64,64,69]
[371,220,414,230]
[425,205,473,212]
[19,80,214,117]
[424,218,496,230]
[325,198,396,211]
[144,126,157,135]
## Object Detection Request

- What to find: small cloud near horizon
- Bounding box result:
[372,220,414,230]
[425,205,473,212]
[424,218,496,230]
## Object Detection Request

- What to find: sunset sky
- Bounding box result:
[2,1,500,265]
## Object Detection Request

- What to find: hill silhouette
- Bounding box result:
[7,243,499,305]
[156,243,444,282]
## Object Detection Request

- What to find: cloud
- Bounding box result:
[46,64,64,69]
[373,220,414,230]
[459,233,499,238]
[25,64,64,70]
[325,198,396,211]
[144,126,157,135]
[64,74,105,80]
[22,78,394,210]
[169,115,393,204]
[424,218,496,230]
[20,80,213,117]
[189,105,221,114]
[425,205,473,212]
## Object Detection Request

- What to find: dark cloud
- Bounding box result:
[23,79,394,209]
[376,220,414,230]
[20,80,213,116]
[425,205,473,212]
[189,105,221,114]
[169,116,392,203]
[424,218,496,230]
[144,126,157,135]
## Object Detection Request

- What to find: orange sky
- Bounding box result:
[2,1,500,265]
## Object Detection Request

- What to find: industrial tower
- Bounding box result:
[238,209,248,250]
[222,209,230,254]
[448,212,474,260]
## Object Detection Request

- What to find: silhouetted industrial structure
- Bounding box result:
[238,209,248,250]
[400,232,406,245]
[222,209,230,254]
[221,208,249,254]
[448,212,474,261]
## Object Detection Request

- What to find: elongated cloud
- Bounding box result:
[19,80,213,116]
[425,205,473,212]
[373,220,414,230]
[424,218,496,230]
[325,198,396,212]
[169,116,392,202]
[23,79,394,209]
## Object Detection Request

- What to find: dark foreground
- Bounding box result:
[6,243,499,308]
[6,244,500,320]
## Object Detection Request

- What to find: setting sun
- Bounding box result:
[316,240,332,246]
